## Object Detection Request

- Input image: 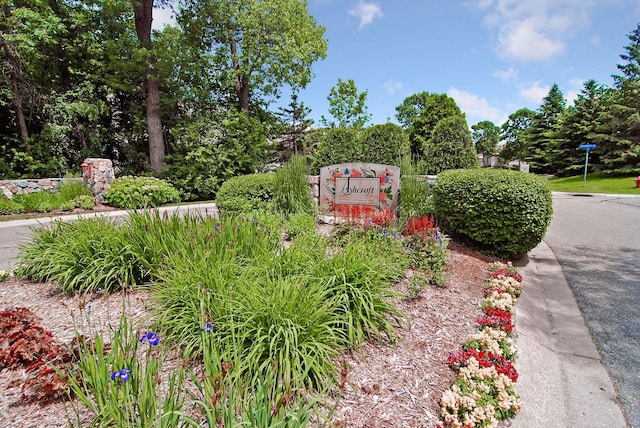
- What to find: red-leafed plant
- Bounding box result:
[403,214,438,236]
[0,307,86,403]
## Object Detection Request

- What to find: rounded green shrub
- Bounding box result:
[215,173,275,213]
[360,123,410,165]
[104,176,180,209]
[433,168,552,258]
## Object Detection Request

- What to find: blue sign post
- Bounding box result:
[578,144,597,187]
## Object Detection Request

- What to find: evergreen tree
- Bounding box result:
[554,80,609,176]
[526,83,566,173]
[590,23,640,174]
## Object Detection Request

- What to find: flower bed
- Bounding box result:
[440,262,524,428]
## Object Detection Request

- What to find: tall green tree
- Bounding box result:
[320,78,371,128]
[554,79,609,176]
[499,108,536,165]
[0,0,63,144]
[592,23,640,174]
[526,83,566,173]
[276,92,313,158]
[179,0,327,116]
[406,92,464,156]
[471,120,501,155]
[395,91,432,130]
[420,115,477,174]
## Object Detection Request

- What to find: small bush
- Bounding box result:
[104,176,180,209]
[433,169,552,258]
[215,173,275,213]
[73,195,95,209]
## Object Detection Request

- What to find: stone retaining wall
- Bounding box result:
[0,178,83,200]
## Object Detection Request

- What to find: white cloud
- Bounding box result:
[476,0,596,61]
[494,67,519,83]
[519,82,550,104]
[348,2,383,29]
[565,78,584,106]
[448,87,506,124]
[384,79,403,95]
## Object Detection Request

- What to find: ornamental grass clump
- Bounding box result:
[17,217,147,293]
[441,262,524,428]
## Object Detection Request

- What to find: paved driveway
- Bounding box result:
[544,193,640,428]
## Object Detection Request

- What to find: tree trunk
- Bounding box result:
[132,0,165,175]
[10,75,29,143]
[229,34,250,115]
[1,37,29,143]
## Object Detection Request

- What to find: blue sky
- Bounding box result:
[155,0,640,127]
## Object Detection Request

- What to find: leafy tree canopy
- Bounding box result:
[320,78,371,128]
[471,120,501,155]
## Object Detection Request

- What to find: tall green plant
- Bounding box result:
[64,307,190,427]
[272,154,315,217]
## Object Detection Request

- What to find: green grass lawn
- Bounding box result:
[547,172,640,195]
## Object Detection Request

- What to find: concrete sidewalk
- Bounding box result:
[513,242,628,427]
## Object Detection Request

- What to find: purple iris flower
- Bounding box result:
[139,332,160,346]
[200,322,215,333]
[110,368,132,382]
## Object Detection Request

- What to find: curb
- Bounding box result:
[512,241,627,427]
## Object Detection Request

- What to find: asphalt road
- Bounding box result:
[544,192,640,428]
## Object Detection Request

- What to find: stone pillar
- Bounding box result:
[82,158,115,203]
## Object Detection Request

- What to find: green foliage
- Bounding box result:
[215,173,276,213]
[398,156,434,219]
[179,0,327,113]
[164,112,269,201]
[433,169,553,258]
[272,154,315,216]
[284,213,317,239]
[58,179,92,200]
[407,93,465,156]
[360,123,410,165]
[395,91,433,130]
[73,195,95,209]
[104,176,180,209]
[314,231,407,347]
[526,83,567,174]
[499,108,536,164]
[321,78,371,128]
[17,218,147,293]
[418,116,478,174]
[1,180,91,215]
[310,127,363,170]
[472,120,501,155]
[65,309,189,428]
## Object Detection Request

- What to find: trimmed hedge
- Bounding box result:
[215,173,276,213]
[104,176,180,209]
[433,169,552,258]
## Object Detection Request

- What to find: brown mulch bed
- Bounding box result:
[0,242,496,428]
